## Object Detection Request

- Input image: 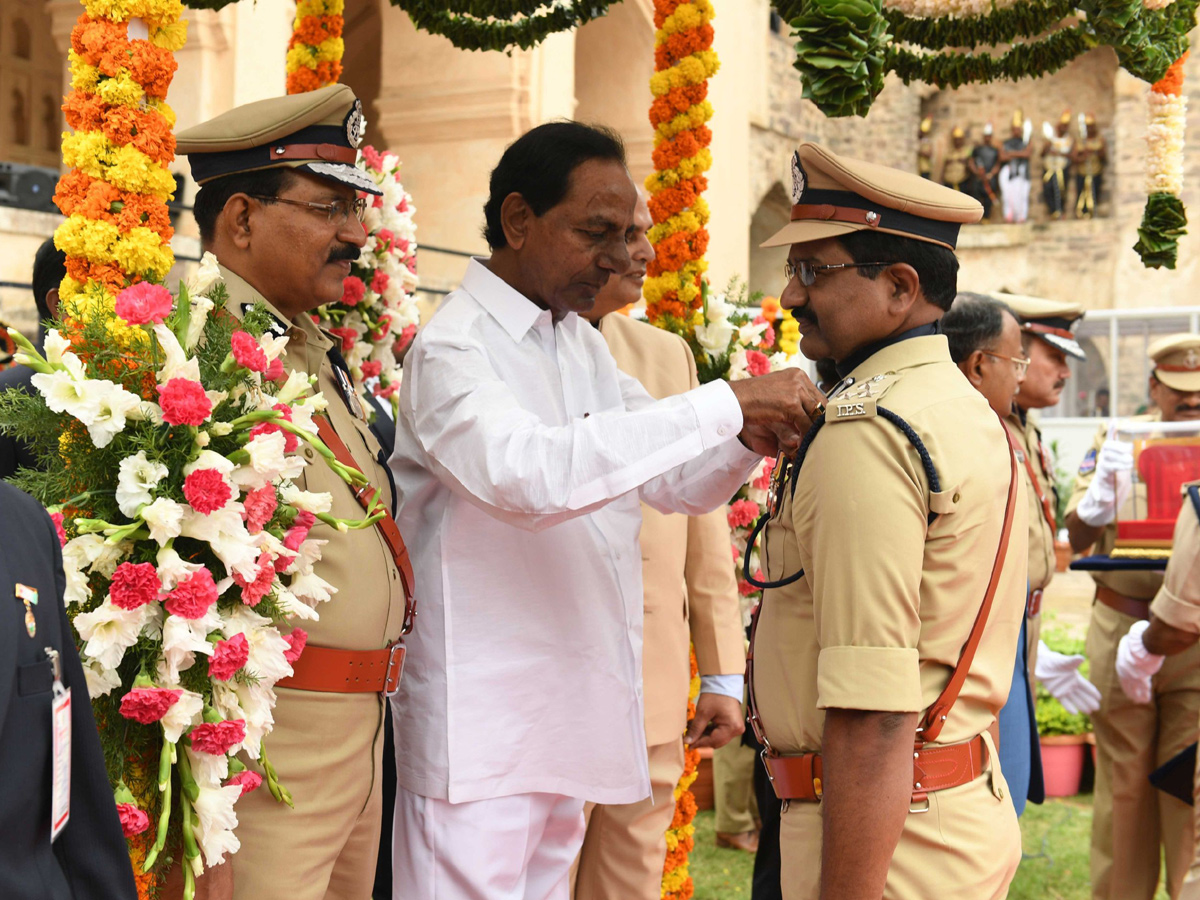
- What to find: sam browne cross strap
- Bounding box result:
[746,416,1020,807]
[275,415,417,696]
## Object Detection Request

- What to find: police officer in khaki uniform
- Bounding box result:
[747,142,1029,899]
[1111,484,1200,898]
[176,86,415,900]
[1065,333,1200,900]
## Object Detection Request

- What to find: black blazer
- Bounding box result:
[0,364,39,478]
[0,481,137,899]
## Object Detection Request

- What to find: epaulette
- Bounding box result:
[826,372,901,423]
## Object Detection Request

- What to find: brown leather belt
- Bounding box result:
[762,734,988,806]
[1026,588,1044,618]
[275,642,406,695]
[1096,585,1151,620]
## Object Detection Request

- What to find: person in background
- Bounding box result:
[571,189,747,897]
[0,238,65,478]
[1096,386,1111,418]
[1043,112,1074,220]
[1066,333,1200,899]
[0,479,138,900]
[967,123,1002,221]
[999,110,1033,224]
[942,125,971,193]
[1073,114,1106,219]
[917,116,934,180]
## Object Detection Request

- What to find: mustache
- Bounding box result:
[327,244,360,264]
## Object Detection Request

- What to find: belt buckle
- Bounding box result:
[383,642,406,697]
[909,794,930,814]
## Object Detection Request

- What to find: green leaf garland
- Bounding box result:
[1134,192,1188,270]
[388,0,617,52]
[883,0,1075,51]
[789,0,891,118]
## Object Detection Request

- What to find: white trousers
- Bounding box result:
[999,168,1030,223]
[392,786,587,900]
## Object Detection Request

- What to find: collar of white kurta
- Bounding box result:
[462,258,581,343]
[844,333,951,385]
[216,262,333,352]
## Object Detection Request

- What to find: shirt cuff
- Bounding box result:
[699,674,744,701]
[1150,587,1200,636]
[686,379,744,450]
[816,646,922,712]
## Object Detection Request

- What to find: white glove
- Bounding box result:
[1115,620,1165,705]
[1035,641,1102,714]
[1075,437,1134,527]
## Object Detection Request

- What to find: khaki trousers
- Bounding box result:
[1182,743,1200,900]
[231,689,385,900]
[572,739,685,900]
[779,763,1019,899]
[1087,601,1200,900]
[713,735,758,834]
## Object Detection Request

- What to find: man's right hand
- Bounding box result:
[728,368,825,444]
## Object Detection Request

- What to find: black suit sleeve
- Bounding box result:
[43,509,138,900]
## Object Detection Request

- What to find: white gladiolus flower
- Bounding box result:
[161,608,220,682]
[116,451,170,517]
[141,497,185,546]
[289,570,337,608]
[42,329,70,366]
[188,252,222,298]
[82,658,122,698]
[695,319,736,357]
[258,333,289,363]
[184,449,237,478]
[180,505,259,581]
[155,546,204,591]
[280,484,333,515]
[83,380,142,448]
[192,783,242,867]
[186,296,215,351]
[220,607,293,686]
[232,431,304,489]
[64,565,91,607]
[274,371,313,404]
[153,324,201,384]
[738,320,769,347]
[186,744,230,792]
[274,587,320,622]
[74,601,150,670]
[727,349,750,382]
[32,368,102,425]
[211,679,276,759]
[160,687,204,744]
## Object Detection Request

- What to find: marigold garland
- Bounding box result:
[286,0,344,94]
[645,0,717,339]
[662,647,701,900]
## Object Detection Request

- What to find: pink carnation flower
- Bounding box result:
[50,511,67,547]
[361,145,384,170]
[283,627,308,664]
[225,770,263,797]
[114,283,173,325]
[242,485,278,534]
[375,382,398,400]
[158,378,213,427]
[116,803,150,837]
[109,562,161,610]
[745,350,772,378]
[233,554,275,606]
[341,276,367,307]
[189,719,247,756]
[230,331,268,373]
[208,633,250,681]
[360,360,382,379]
[396,324,417,354]
[264,357,286,382]
[164,569,218,620]
[372,315,392,341]
[739,575,763,596]
[119,687,182,724]
[376,229,395,253]
[370,270,390,294]
[727,499,760,530]
[752,457,776,492]
[183,468,232,515]
[328,327,358,353]
[248,420,298,454]
[283,510,316,551]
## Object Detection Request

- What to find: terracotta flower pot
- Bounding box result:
[1040,733,1089,797]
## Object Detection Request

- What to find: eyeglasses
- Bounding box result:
[981,349,1031,376]
[784,259,894,287]
[251,194,368,225]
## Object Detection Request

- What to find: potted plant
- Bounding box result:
[1036,629,1094,796]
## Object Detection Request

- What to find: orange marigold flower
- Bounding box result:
[290,14,343,47]
[652,0,689,28]
[654,24,713,69]
[1153,51,1188,96]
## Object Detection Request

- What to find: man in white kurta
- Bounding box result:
[387,122,820,900]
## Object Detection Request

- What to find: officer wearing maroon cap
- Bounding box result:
[176,86,415,900]
[747,142,1028,899]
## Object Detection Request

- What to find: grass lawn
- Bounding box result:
[691,796,1171,899]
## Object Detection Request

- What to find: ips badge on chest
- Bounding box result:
[16,583,37,637]
[829,397,877,422]
[334,365,367,422]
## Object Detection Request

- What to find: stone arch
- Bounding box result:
[573,0,655,184]
[12,18,30,58]
[748,182,791,302]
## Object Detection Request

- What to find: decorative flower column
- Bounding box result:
[53,0,186,323]
[644,0,718,337]
[286,0,345,94]
[1135,52,1188,268]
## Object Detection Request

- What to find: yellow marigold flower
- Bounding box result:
[296,0,343,16]
[62,133,176,197]
[314,36,345,63]
[148,98,176,128]
[654,100,715,142]
[661,2,705,35]
[95,72,149,107]
[69,54,102,93]
[149,18,188,52]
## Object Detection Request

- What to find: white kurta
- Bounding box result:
[388,260,759,805]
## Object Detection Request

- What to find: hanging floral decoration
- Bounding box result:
[286,0,344,94]
[54,0,186,324]
[313,147,420,416]
[644,0,719,338]
[386,0,619,52]
[662,647,701,900]
[1135,52,1189,268]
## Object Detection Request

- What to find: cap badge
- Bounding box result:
[346,99,365,149]
[865,210,880,226]
[790,152,806,205]
[1186,349,1199,369]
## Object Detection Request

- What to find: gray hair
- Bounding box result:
[943,294,1016,364]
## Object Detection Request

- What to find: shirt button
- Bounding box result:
[304,447,315,460]
[717,425,729,437]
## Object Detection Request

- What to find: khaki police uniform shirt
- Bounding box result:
[754,335,1029,754]
[1007,409,1057,592]
[220,266,408,650]
[1149,488,1200,633]
[1067,414,1164,601]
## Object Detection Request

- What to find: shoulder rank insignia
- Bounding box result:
[829,396,877,422]
[1079,447,1097,475]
